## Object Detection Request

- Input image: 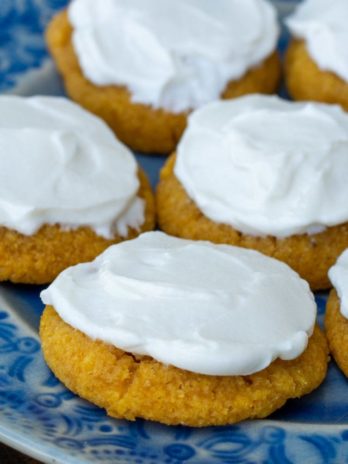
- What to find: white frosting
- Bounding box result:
[68,0,279,113]
[41,231,316,376]
[175,94,348,238]
[286,0,348,82]
[0,96,144,238]
[329,250,348,319]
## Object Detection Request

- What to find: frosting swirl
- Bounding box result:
[68,0,279,113]
[0,96,144,238]
[286,0,348,83]
[41,231,316,376]
[175,95,348,238]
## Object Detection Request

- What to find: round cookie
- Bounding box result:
[285,40,348,111]
[40,232,328,426]
[0,169,154,284]
[156,95,348,290]
[325,290,348,377]
[40,307,327,427]
[46,9,281,154]
[0,96,155,284]
[156,155,348,291]
[325,250,348,376]
[285,0,348,110]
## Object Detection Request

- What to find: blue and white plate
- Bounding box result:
[2,1,348,463]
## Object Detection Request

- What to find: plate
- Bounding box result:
[2,1,348,463]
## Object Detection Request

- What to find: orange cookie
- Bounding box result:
[156,155,348,291]
[40,307,328,427]
[46,7,281,154]
[325,290,348,377]
[40,232,328,426]
[0,95,155,284]
[325,249,348,376]
[0,169,155,284]
[285,2,348,110]
[285,40,348,111]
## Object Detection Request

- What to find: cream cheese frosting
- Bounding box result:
[175,94,348,238]
[68,0,279,113]
[0,96,144,238]
[41,231,316,376]
[286,0,348,83]
[329,250,348,319]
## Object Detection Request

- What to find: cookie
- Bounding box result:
[0,169,154,284]
[325,291,348,376]
[325,250,348,376]
[285,40,348,111]
[156,96,348,290]
[157,155,348,290]
[40,232,328,426]
[46,0,281,154]
[285,0,348,110]
[40,308,327,427]
[0,96,155,284]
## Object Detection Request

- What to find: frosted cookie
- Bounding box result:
[0,96,154,284]
[46,0,281,154]
[156,95,348,290]
[40,232,328,427]
[325,250,348,376]
[285,0,348,110]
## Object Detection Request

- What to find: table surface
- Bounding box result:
[0,443,40,464]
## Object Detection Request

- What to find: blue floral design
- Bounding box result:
[0,0,68,91]
[1,290,348,464]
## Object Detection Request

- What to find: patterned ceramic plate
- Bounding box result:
[2,1,348,463]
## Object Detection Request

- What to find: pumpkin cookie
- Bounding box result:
[156,96,348,290]
[46,0,281,154]
[0,96,155,284]
[40,232,328,427]
[325,250,348,376]
[285,0,348,110]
